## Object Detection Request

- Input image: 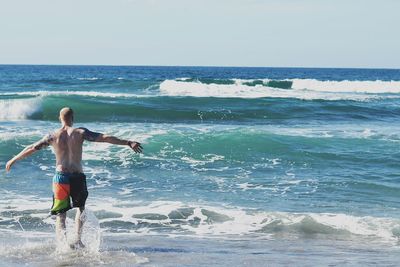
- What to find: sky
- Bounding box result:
[0,0,399,68]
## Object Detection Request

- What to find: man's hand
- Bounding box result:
[128,141,143,153]
[5,159,15,172]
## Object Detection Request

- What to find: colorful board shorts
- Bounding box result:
[51,172,89,215]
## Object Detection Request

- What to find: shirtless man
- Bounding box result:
[5,107,143,248]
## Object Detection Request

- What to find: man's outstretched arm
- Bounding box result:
[6,134,53,172]
[79,128,143,153]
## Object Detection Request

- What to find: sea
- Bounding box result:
[0,65,400,266]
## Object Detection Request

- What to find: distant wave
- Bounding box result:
[2,78,400,101]
[1,90,400,122]
[290,79,400,93]
[160,78,400,100]
[173,78,400,93]
[0,90,148,98]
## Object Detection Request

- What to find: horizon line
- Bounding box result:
[0,63,399,71]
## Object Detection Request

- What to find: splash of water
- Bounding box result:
[54,208,101,254]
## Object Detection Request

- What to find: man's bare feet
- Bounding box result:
[69,240,85,250]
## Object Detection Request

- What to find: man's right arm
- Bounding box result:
[6,134,53,172]
[79,127,143,153]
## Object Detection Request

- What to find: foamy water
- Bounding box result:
[0,97,43,120]
[159,78,400,100]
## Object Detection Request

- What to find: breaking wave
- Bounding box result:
[1,196,399,242]
[1,90,400,123]
[0,97,43,121]
[160,78,400,100]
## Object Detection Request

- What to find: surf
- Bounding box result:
[160,78,400,100]
[2,92,400,123]
[0,97,43,120]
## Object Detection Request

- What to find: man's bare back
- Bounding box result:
[36,127,103,173]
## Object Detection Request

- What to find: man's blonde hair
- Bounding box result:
[59,107,74,123]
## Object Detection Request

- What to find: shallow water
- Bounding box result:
[2,232,400,266]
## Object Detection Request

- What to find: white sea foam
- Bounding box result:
[0,230,148,266]
[0,129,45,141]
[291,79,400,93]
[88,199,400,242]
[159,79,400,100]
[181,154,225,167]
[1,194,399,243]
[76,77,101,81]
[0,97,42,121]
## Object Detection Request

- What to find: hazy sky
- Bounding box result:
[0,0,399,68]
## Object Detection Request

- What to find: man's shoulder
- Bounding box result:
[76,127,102,141]
[74,127,91,137]
[33,132,55,150]
[45,131,56,140]
[74,127,85,132]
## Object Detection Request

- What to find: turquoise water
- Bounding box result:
[1,65,400,266]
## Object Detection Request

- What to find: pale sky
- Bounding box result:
[0,0,399,68]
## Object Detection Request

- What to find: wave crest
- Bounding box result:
[0,97,42,121]
[160,78,400,100]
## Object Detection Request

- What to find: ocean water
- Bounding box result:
[0,65,400,266]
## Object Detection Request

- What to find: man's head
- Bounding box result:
[59,107,74,125]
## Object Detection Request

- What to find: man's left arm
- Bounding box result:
[5,134,53,172]
[79,127,143,153]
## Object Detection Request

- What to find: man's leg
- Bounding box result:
[70,173,88,248]
[55,212,67,244]
[74,207,85,247]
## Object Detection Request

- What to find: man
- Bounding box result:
[5,107,143,248]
